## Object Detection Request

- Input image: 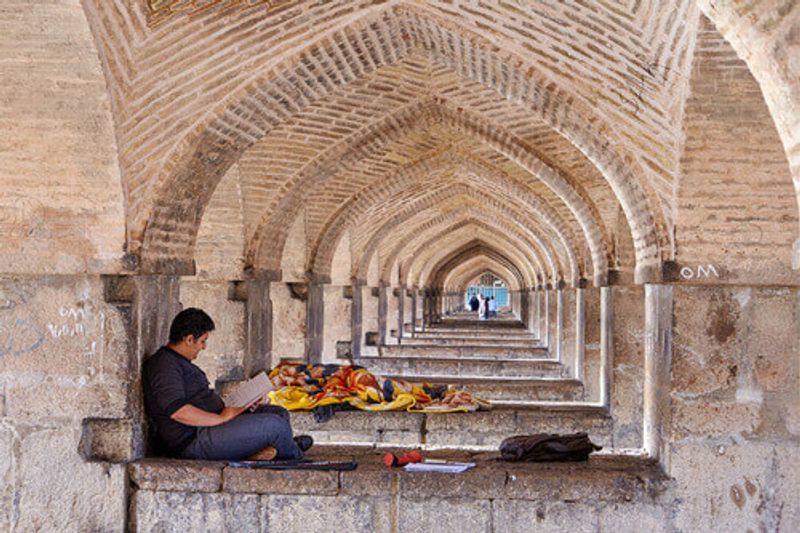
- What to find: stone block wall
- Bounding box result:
[668,285,799,530]
[0,276,130,531]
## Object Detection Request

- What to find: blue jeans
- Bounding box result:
[180,405,303,461]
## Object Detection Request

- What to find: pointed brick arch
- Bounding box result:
[382,218,550,288]
[349,185,572,285]
[307,147,582,283]
[257,102,602,281]
[402,222,542,290]
[395,219,550,288]
[446,261,521,293]
[134,6,664,281]
[426,241,526,290]
[695,3,800,266]
[409,225,539,290]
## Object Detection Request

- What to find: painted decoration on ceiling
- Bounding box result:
[146,0,295,26]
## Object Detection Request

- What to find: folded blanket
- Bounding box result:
[266,362,490,414]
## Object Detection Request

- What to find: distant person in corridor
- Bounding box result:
[142,308,312,461]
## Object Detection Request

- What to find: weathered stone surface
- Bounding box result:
[773,445,800,531]
[399,497,491,533]
[291,411,424,433]
[671,399,761,439]
[322,285,352,362]
[492,500,599,533]
[598,503,671,532]
[130,460,223,493]
[670,442,779,532]
[0,278,129,379]
[672,287,742,396]
[133,490,262,532]
[223,467,339,495]
[180,280,246,385]
[747,288,798,393]
[0,425,15,531]
[81,418,136,463]
[271,283,307,361]
[15,427,126,532]
[264,495,392,533]
[612,363,644,448]
[339,465,396,497]
[399,466,505,499]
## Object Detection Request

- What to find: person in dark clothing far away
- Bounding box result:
[469,293,479,312]
[142,308,312,461]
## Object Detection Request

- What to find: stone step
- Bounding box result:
[378,374,583,402]
[411,322,527,332]
[410,332,538,342]
[288,406,610,449]
[381,344,549,359]
[357,354,564,378]
[401,336,540,347]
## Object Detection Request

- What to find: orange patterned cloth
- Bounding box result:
[266,362,489,413]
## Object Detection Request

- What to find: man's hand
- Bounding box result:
[172,403,250,427]
[247,395,271,412]
[219,405,248,423]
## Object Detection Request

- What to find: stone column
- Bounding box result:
[410,288,417,336]
[305,282,324,364]
[131,275,181,458]
[377,283,388,346]
[397,287,404,342]
[599,286,614,409]
[643,284,673,465]
[520,289,530,328]
[574,287,586,382]
[351,280,363,360]
[555,287,565,362]
[541,287,550,349]
[244,272,276,377]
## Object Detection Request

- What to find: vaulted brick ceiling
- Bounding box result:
[82,0,800,287]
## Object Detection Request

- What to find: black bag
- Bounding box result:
[499,432,601,462]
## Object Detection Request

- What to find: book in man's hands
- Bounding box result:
[223,371,274,408]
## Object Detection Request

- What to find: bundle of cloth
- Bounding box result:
[265,362,490,416]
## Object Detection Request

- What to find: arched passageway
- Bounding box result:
[1,1,799,530]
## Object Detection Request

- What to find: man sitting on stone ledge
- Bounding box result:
[142,307,312,461]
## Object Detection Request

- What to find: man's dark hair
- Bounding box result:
[168,308,215,343]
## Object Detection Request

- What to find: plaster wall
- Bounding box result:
[362,287,379,356]
[0,1,125,274]
[180,279,246,386]
[322,286,351,362]
[270,283,305,362]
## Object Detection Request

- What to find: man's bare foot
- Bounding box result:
[247,447,277,461]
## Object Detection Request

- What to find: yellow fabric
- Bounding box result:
[265,362,489,413]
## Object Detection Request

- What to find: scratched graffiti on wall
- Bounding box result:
[0,282,107,360]
[0,317,45,356]
[679,264,721,280]
[46,302,106,359]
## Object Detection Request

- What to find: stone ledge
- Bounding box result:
[129,459,224,492]
[128,448,668,503]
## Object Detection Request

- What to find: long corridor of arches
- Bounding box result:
[1,1,799,530]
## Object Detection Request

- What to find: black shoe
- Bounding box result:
[293,435,314,452]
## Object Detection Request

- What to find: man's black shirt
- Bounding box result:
[142,346,224,455]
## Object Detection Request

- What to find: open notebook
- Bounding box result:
[223,371,274,408]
